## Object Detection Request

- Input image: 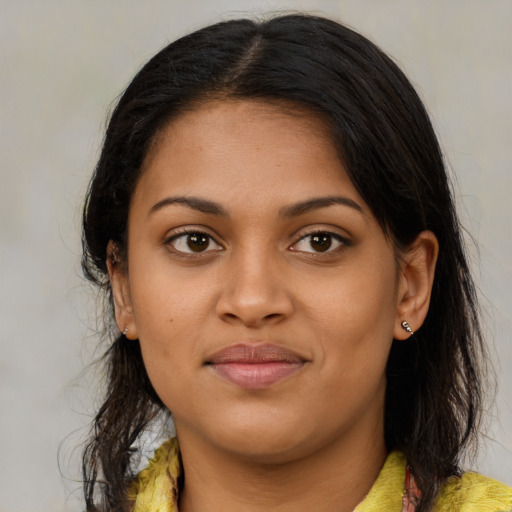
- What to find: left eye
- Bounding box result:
[291,232,346,253]
[167,232,222,254]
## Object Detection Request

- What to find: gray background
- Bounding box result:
[0,1,510,511]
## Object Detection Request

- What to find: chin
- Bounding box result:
[202,414,335,465]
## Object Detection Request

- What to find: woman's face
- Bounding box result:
[113,100,413,463]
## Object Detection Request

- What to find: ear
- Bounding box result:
[394,230,439,340]
[106,240,138,340]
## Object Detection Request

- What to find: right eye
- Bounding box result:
[166,231,222,254]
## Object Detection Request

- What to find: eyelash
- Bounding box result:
[164,228,351,257]
[164,228,223,256]
[291,229,352,255]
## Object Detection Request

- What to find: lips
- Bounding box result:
[206,343,307,390]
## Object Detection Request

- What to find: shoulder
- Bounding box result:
[434,471,512,511]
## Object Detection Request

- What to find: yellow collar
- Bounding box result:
[130,438,181,512]
[354,451,406,511]
[129,438,512,512]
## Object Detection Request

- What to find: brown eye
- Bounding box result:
[291,231,347,254]
[167,231,222,254]
[187,233,209,252]
[310,234,332,252]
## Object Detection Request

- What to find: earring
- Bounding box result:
[122,327,129,337]
[401,321,414,335]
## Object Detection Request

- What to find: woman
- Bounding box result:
[81,14,512,512]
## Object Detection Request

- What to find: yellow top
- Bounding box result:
[129,438,512,512]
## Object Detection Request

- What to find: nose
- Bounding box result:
[215,249,294,328]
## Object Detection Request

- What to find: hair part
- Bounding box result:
[82,14,486,512]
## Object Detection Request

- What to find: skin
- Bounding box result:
[109,100,438,512]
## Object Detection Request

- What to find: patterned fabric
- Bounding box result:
[130,438,512,511]
[401,465,422,512]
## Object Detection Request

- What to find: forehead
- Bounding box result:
[145,99,336,166]
[135,99,360,206]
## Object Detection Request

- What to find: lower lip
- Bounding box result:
[210,361,304,390]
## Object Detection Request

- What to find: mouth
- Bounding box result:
[205,343,307,390]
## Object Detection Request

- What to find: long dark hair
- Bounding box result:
[82,14,485,512]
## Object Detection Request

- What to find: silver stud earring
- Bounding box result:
[123,327,129,337]
[401,321,414,335]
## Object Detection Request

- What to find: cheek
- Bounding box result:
[129,246,214,332]
[301,254,398,331]
[301,256,398,378]
[127,261,215,390]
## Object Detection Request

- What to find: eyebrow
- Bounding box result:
[148,194,364,219]
[280,196,365,218]
[148,196,228,217]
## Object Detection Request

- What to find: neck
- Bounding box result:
[177,416,387,512]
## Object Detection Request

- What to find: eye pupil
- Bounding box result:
[310,234,332,252]
[187,233,209,252]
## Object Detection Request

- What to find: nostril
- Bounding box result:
[215,285,294,327]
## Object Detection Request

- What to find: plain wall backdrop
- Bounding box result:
[0,1,510,511]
